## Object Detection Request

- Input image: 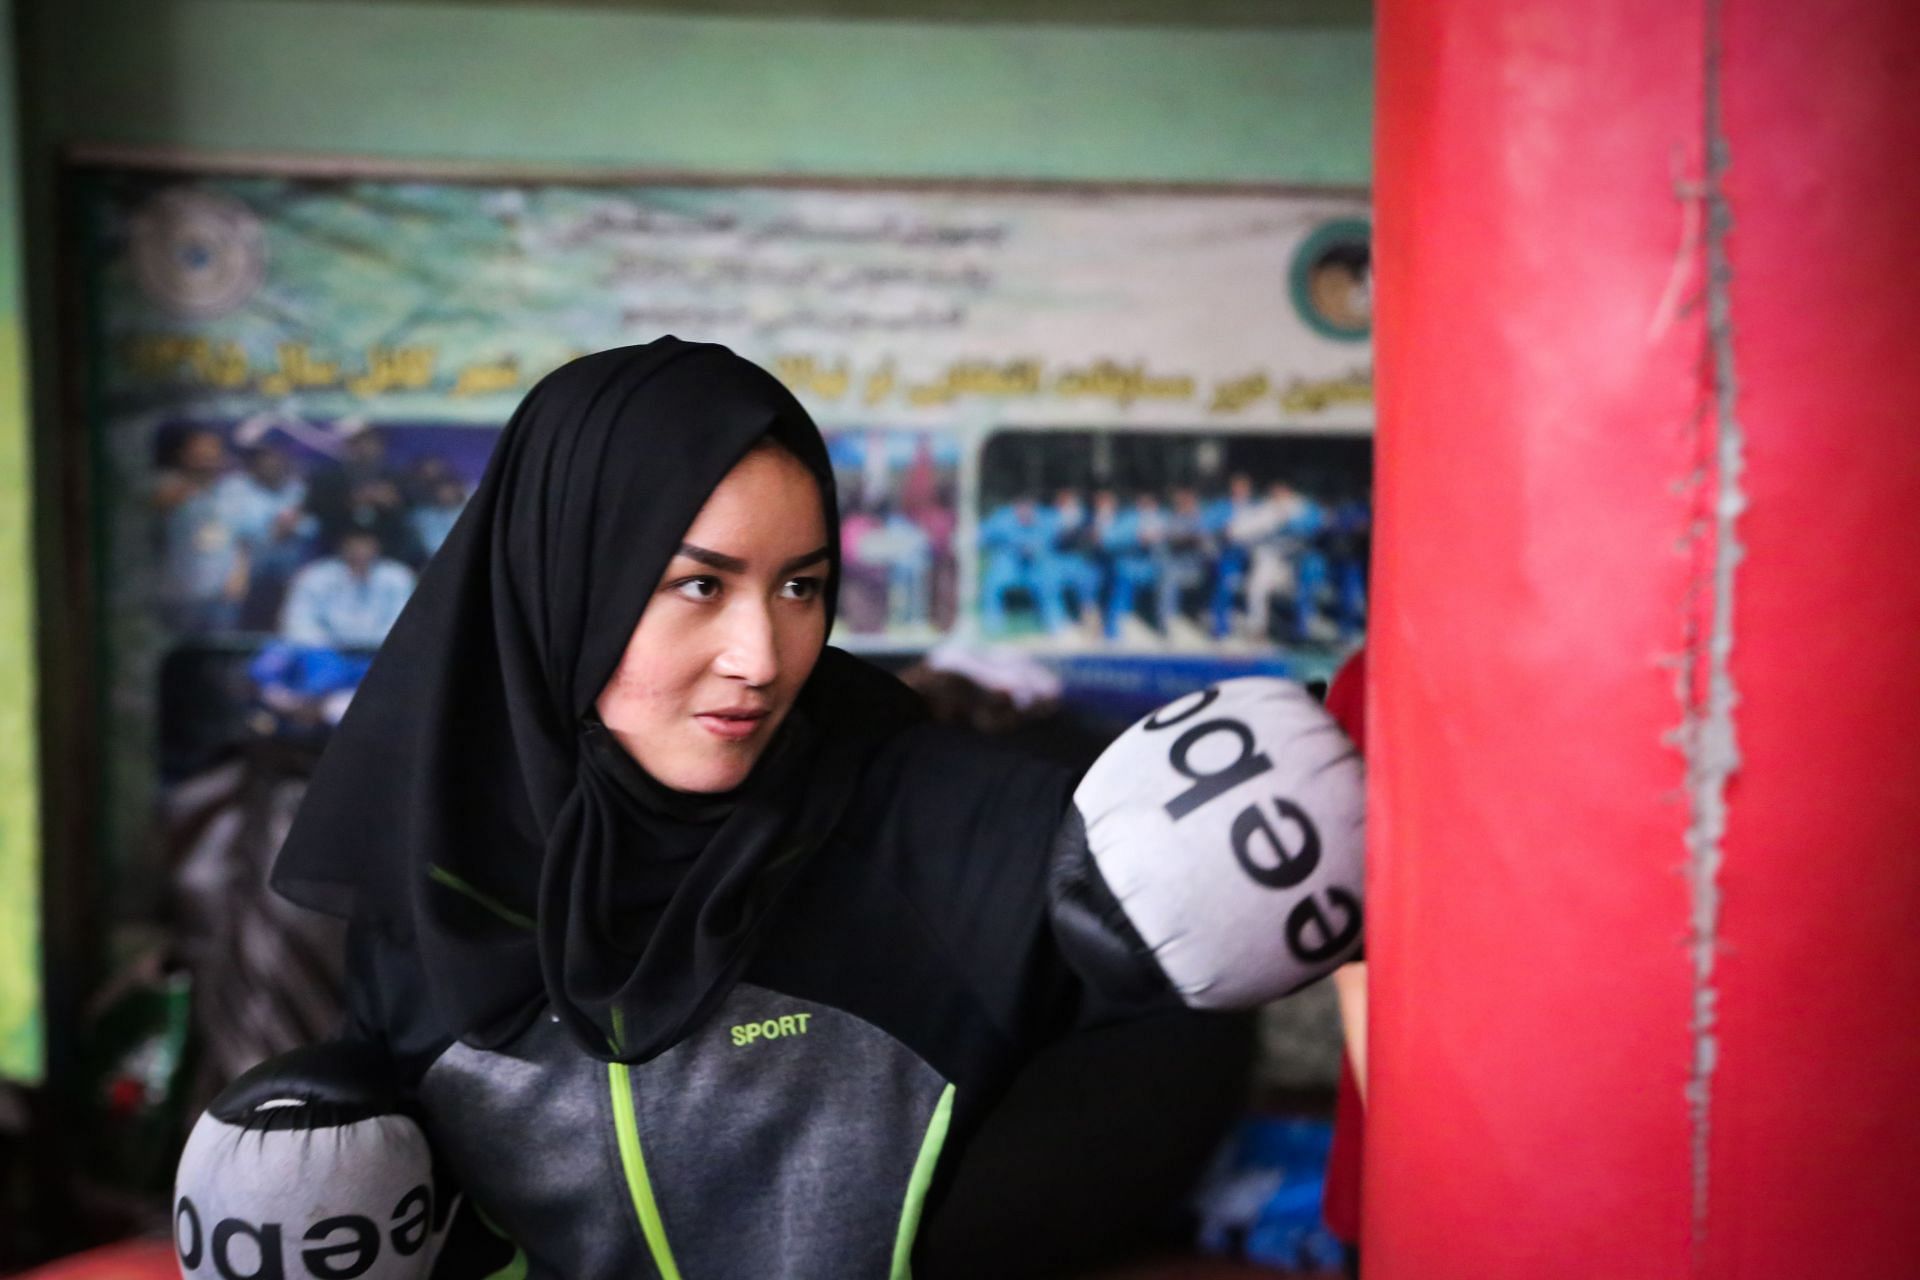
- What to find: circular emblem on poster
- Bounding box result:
[1289,218,1371,342]
[130,188,266,320]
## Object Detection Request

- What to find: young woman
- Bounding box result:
[216,338,1363,1279]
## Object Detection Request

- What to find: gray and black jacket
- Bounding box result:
[347,723,1175,1280]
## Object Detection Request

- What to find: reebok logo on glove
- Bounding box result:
[174,1044,456,1280]
[1070,677,1366,1009]
[1142,685,1359,964]
[176,1181,445,1280]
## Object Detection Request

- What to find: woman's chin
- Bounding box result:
[657,747,758,795]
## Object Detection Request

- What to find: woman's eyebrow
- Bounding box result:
[674,543,831,576]
[675,543,747,573]
[779,546,831,575]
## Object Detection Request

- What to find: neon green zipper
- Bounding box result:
[608,1062,684,1280]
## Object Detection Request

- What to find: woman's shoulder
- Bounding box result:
[808,648,1081,840]
[855,720,1078,834]
[888,716,1070,774]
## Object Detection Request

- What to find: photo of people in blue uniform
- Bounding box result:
[825,429,962,643]
[149,418,495,770]
[975,429,1370,654]
[150,418,490,647]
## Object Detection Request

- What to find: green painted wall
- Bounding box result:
[37,0,1373,184]
[1,0,43,1085]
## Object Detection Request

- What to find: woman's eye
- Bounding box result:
[781,576,823,602]
[673,576,721,601]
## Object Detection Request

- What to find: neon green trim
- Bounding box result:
[889,1083,956,1280]
[484,1246,529,1280]
[609,1062,683,1280]
[473,1203,528,1280]
[427,864,535,931]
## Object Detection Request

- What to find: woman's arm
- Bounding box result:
[1332,960,1368,1101]
[883,677,1364,1047]
[340,915,457,1087]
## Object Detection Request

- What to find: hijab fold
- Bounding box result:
[272,339,921,1063]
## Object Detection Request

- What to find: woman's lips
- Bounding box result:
[696,711,767,741]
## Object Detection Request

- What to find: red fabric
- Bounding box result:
[1323,1054,1366,1243]
[1320,648,1367,1244]
[1322,647,1368,754]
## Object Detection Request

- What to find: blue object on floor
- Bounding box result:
[1192,1115,1346,1272]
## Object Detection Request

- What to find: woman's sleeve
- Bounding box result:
[339,915,454,1087]
[338,922,512,1279]
[340,915,388,1043]
[882,727,1180,1048]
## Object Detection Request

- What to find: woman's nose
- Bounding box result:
[712,600,779,686]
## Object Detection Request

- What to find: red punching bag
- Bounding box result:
[1368,2,1920,1277]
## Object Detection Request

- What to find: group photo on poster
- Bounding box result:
[826,428,962,643]
[151,416,493,642]
[149,415,496,777]
[975,429,1370,656]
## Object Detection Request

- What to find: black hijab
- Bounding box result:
[272,339,922,1062]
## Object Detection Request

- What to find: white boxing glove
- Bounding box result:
[174,1041,455,1280]
[1056,677,1364,1010]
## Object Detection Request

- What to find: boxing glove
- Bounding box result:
[174,1040,456,1280]
[1053,677,1364,1010]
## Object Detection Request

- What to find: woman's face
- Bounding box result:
[597,444,831,792]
